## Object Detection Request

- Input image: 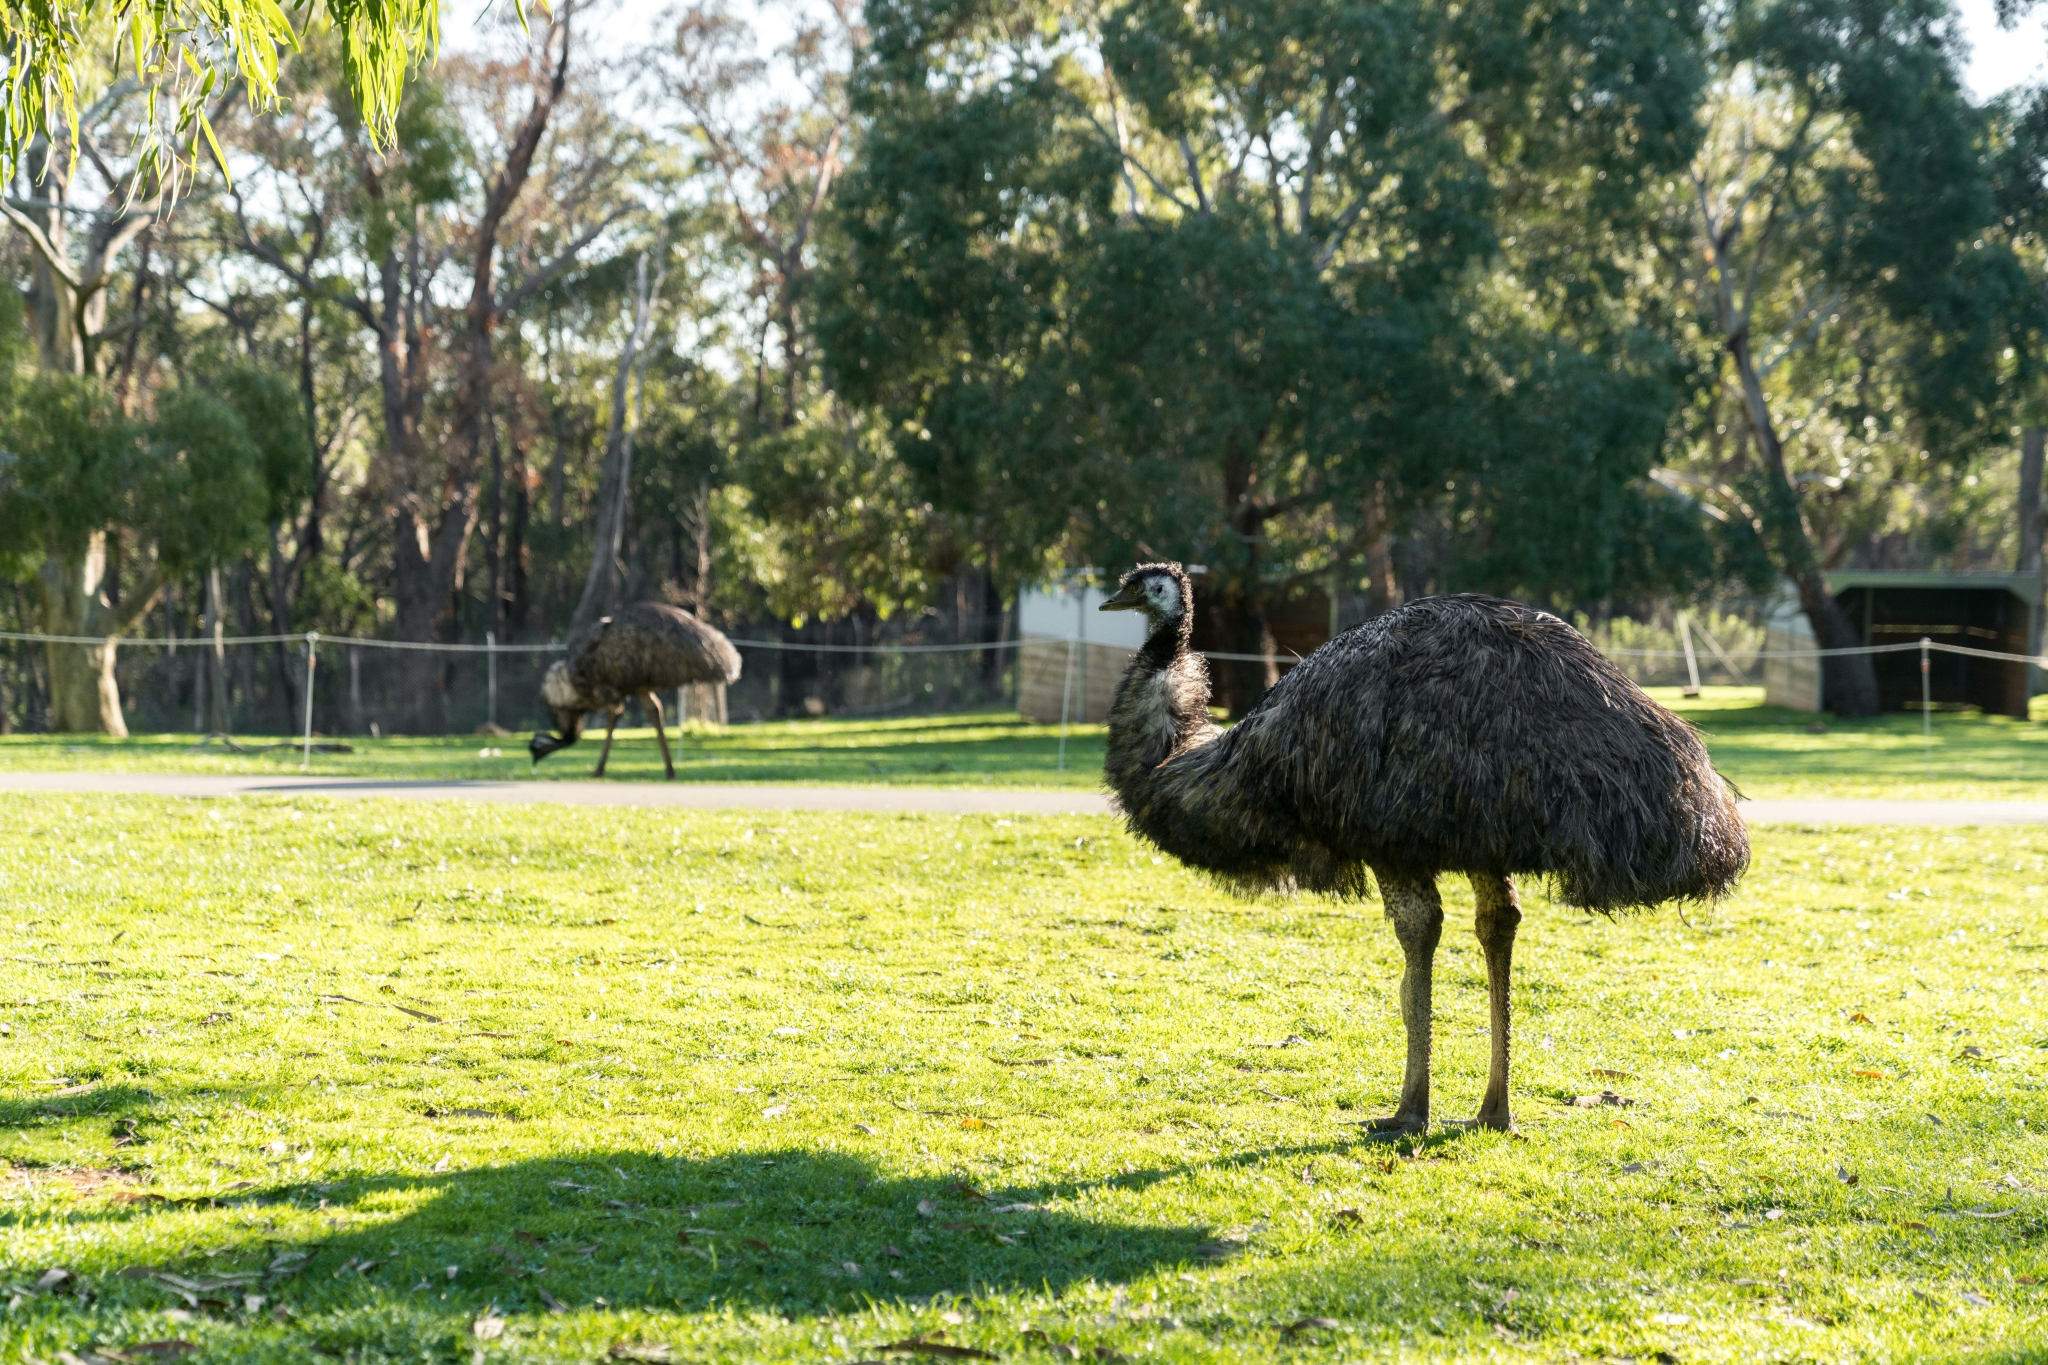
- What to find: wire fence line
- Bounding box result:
[0,628,2035,665]
[0,626,2034,743]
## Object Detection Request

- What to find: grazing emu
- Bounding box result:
[529,602,742,779]
[1098,563,1746,1133]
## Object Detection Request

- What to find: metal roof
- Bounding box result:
[1826,570,2041,596]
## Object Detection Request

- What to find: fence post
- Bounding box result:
[487,630,498,731]
[1057,636,1076,772]
[1921,636,1932,762]
[303,631,319,769]
[1678,613,1701,697]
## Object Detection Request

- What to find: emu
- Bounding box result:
[1098,563,1747,1133]
[529,602,742,779]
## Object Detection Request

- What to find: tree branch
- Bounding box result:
[495,206,636,314]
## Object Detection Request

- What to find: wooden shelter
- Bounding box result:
[1826,570,2040,719]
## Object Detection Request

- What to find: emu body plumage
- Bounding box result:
[529,601,742,778]
[1099,563,1746,1132]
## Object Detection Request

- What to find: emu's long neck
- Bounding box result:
[1103,619,1218,798]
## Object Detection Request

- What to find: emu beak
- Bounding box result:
[1100,581,1144,611]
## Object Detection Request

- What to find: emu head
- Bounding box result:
[1099,563,1193,639]
[529,661,589,765]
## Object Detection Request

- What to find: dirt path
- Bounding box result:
[2,772,2046,824]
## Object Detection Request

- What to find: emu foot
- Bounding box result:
[1360,1112,1427,1139]
[1447,1110,1515,1133]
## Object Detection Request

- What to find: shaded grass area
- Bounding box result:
[9,690,2048,800]
[0,795,2042,1362]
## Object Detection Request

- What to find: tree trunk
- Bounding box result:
[1364,481,1400,616]
[1207,581,1277,719]
[205,567,231,736]
[1727,333,1880,716]
[34,534,162,735]
[2022,427,2044,665]
[569,253,661,646]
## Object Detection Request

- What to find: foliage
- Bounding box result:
[818,0,1735,714]
[0,0,438,193]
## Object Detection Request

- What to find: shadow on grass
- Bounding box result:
[23,1147,1215,1329]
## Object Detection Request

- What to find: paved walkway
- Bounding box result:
[0,772,2045,824]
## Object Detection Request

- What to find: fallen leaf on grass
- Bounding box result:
[960,1117,989,1130]
[390,1006,443,1023]
[471,1314,505,1340]
[36,1269,71,1291]
[1329,1208,1364,1227]
[1569,1091,1637,1108]
[1837,1166,1860,1186]
[425,1108,507,1121]
[854,1123,878,1135]
[1901,1221,1931,1231]
[1849,1013,1873,1024]
[609,1344,674,1363]
[1280,1317,1339,1336]
[871,1338,998,1360]
[760,1105,788,1120]
[1960,1291,1993,1307]
[1852,1069,1892,1080]
[537,1289,566,1313]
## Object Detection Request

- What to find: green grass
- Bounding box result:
[1,795,2041,1362]
[12,690,2048,800]
[0,712,1110,788]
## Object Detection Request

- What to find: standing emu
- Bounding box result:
[529,602,742,779]
[1098,563,1747,1133]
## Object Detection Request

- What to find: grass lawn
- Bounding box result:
[9,689,2048,801]
[0,713,1111,789]
[0,795,2041,1362]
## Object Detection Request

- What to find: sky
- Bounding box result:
[440,1,2048,105]
[1956,0,2048,99]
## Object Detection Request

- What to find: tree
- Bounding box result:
[1675,0,2028,714]
[821,0,1718,712]
[232,10,637,729]
[0,349,303,732]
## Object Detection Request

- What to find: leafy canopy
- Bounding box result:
[0,0,445,188]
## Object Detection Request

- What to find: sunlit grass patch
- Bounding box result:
[0,797,2042,1362]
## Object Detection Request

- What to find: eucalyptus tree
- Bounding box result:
[232,10,641,729]
[819,0,1719,713]
[1673,0,2028,714]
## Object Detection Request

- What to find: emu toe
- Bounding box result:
[1362,1112,1428,1139]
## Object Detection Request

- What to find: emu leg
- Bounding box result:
[1469,871,1523,1131]
[643,691,675,781]
[1368,867,1443,1135]
[593,706,623,777]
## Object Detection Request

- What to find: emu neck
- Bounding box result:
[1103,616,1214,795]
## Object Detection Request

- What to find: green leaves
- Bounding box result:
[0,0,440,197]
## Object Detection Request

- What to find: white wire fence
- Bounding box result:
[0,625,2036,759]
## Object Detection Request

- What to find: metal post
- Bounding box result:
[487,630,498,731]
[1921,636,1932,761]
[1679,612,1702,697]
[302,631,319,769]
[1057,636,1076,772]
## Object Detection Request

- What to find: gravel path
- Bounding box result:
[1,772,2045,824]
